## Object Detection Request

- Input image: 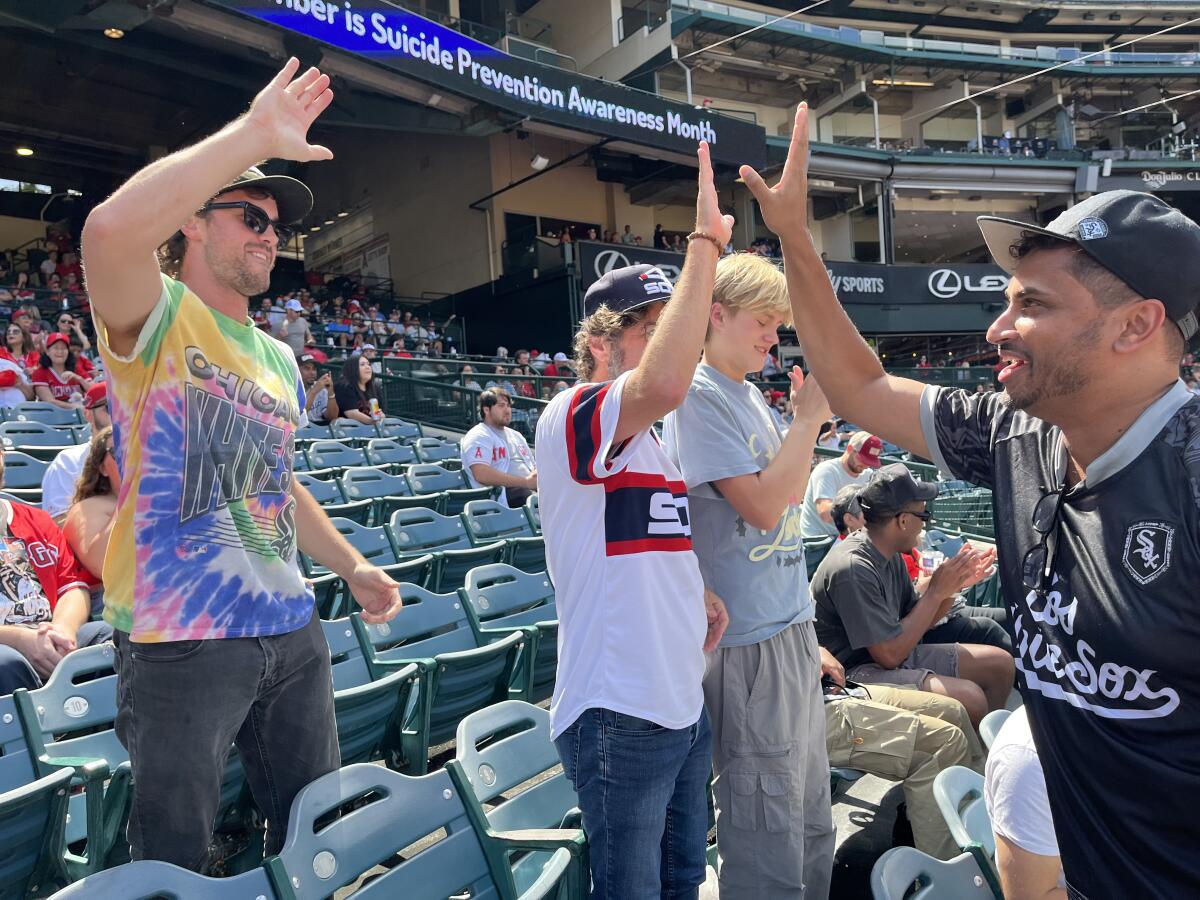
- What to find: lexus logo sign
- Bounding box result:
[593,249,632,279]
[927,268,1008,300]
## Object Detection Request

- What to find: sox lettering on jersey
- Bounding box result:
[1012,573,1180,719]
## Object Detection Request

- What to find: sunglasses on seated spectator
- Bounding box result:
[202,201,295,244]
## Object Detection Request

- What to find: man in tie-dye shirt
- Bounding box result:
[81,59,402,871]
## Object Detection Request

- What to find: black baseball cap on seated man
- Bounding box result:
[856,463,938,516]
[976,190,1200,343]
[583,264,674,316]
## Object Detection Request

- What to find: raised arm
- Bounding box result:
[714,368,831,530]
[614,142,733,444]
[740,104,932,459]
[81,59,333,356]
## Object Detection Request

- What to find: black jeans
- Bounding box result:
[923,605,1012,653]
[112,613,339,871]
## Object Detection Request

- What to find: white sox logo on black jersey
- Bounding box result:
[1122,520,1174,585]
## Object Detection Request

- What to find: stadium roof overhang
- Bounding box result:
[192,0,767,169]
[673,9,1200,80]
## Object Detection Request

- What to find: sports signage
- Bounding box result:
[577,242,1010,304]
[209,0,767,167]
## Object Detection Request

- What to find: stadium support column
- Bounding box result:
[901,79,973,149]
[736,187,756,251]
[813,79,870,145]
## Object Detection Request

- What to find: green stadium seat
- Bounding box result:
[47,859,278,899]
[431,542,508,594]
[413,437,459,464]
[350,587,527,774]
[871,846,1001,900]
[294,472,342,504]
[388,506,472,555]
[7,403,80,429]
[364,438,417,472]
[450,701,587,898]
[0,421,77,461]
[505,536,546,573]
[933,766,995,858]
[304,440,366,471]
[524,494,540,534]
[262,764,572,900]
[294,422,332,445]
[461,565,557,703]
[462,500,536,545]
[1,452,49,504]
[0,767,73,898]
[979,709,1010,752]
[338,466,416,525]
[330,418,378,445]
[406,464,488,515]
[803,536,837,580]
[375,417,422,444]
[321,618,420,766]
[303,519,397,576]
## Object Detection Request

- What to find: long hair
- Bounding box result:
[6,322,33,356]
[39,345,77,373]
[72,426,114,504]
[336,355,378,408]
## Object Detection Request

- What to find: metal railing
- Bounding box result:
[369,369,549,437]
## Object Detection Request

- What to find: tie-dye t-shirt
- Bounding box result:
[95,273,313,642]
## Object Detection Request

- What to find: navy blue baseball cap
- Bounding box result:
[584,264,674,316]
[977,190,1200,341]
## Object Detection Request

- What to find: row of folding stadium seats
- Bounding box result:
[0,562,561,898]
[0,402,87,429]
[304,501,544,611]
[46,700,585,899]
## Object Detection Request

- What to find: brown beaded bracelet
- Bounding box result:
[687,231,725,253]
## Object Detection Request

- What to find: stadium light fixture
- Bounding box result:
[530,154,550,171]
[15,147,32,157]
[336,211,349,218]
[309,225,321,232]
[872,79,935,88]
[323,218,334,225]
[103,27,125,39]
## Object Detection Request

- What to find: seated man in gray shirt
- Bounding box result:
[799,431,881,539]
[812,464,1012,726]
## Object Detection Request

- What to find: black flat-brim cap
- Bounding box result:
[977,190,1200,341]
[216,166,313,225]
[858,462,939,515]
[584,264,674,316]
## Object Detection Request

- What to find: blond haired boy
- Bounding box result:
[664,252,836,899]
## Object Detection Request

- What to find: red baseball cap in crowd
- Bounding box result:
[84,382,107,409]
[45,332,70,348]
[847,431,885,468]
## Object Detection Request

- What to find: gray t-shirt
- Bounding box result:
[811,530,918,668]
[800,456,872,539]
[663,363,813,649]
[276,316,309,355]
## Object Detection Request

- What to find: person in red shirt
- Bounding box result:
[0,452,111,694]
[31,332,92,408]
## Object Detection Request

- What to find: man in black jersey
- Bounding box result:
[740,103,1200,900]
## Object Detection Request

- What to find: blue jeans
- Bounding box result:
[554,708,712,900]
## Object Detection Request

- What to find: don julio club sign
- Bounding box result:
[577,242,1010,305]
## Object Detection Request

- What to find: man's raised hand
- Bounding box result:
[696,141,735,246]
[244,57,335,162]
[739,103,810,239]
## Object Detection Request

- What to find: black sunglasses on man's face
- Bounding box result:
[202,201,295,245]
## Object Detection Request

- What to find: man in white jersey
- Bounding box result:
[534,140,731,900]
[460,388,536,508]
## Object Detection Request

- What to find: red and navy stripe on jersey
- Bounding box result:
[565,382,691,556]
